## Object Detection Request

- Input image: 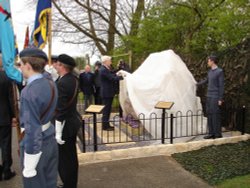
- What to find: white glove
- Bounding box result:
[55,120,65,145]
[23,152,42,178]
[45,64,59,81]
[116,70,129,77]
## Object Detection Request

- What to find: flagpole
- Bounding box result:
[11,82,22,156]
[48,9,52,66]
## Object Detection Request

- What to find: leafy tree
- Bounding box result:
[125,0,250,66]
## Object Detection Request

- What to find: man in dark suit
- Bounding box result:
[55,54,81,188]
[79,65,95,111]
[0,55,16,181]
[99,56,123,131]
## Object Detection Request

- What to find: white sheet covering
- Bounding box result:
[119,50,203,138]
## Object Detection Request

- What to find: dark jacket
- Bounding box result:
[94,69,101,88]
[0,70,14,126]
[79,72,95,95]
[55,73,81,139]
[99,65,123,98]
[20,74,58,154]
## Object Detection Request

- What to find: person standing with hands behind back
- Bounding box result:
[197,55,224,139]
[55,54,81,188]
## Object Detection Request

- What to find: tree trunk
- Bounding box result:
[129,0,145,36]
[107,0,116,54]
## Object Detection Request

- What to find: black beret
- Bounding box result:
[58,54,76,67]
[95,61,102,66]
[19,48,48,61]
[51,55,58,61]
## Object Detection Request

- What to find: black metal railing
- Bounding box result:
[78,106,246,153]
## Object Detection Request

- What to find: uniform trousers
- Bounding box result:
[58,136,78,188]
[21,136,58,188]
[206,97,222,137]
[0,125,12,174]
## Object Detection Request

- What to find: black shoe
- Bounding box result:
[3,171,16,180]
[214,135,223,139]
[203,135,214,139]
[0,165,3,181]
[103,126,114,131]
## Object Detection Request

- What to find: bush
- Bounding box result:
[173,140,250,185]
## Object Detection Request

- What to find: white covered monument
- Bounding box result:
[118,50,204,138]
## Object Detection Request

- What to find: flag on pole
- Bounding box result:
[33,0,51,49]
[0,0,22,83]
[23,26,29,49]
[14,35,19,56]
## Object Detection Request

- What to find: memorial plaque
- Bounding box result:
[85,105,104,113]
[155,101,174,110]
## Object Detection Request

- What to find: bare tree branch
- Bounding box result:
[52,0,107,47]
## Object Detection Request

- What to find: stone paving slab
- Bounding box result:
[77,156,211,188]
[0,128,247,188]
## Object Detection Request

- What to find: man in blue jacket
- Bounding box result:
[197,55,224,139]
[99,56,123,131]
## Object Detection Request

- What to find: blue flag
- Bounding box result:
[0,0,22,83]
[33,0,51,49]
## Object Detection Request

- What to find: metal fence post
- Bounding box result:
[161,109,166,144]
[93,113,98,151]
[242,106,246,135]
[170,113,174,144]
[82,119,86,153]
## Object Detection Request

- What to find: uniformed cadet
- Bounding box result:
[19,48,58,188]
[55,54,81,188]
[197,55,224,139]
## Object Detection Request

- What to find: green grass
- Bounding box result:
[172,140,250,185]
[77,93,120,112]
[217,174,250,188]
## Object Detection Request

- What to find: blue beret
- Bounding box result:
[19,48,48,61]
[58,54,76,67]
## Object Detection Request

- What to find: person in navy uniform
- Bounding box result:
[0,55,16,181]
[197,55,224,139]
[55,54,81,188]
[99,56,123,131]
[19,48,58,188]
[79,64,95,111]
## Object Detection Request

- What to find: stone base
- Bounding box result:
[78,133,250,165]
